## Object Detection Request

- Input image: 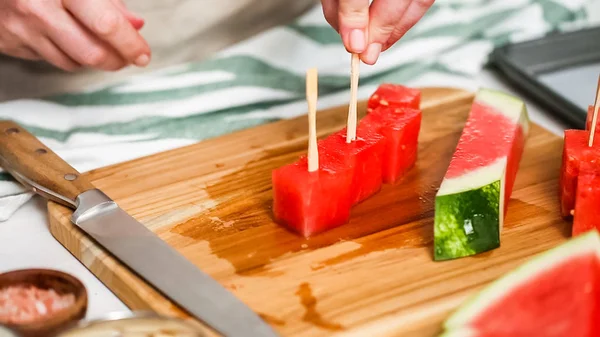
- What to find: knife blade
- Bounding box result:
[0,120,279,337]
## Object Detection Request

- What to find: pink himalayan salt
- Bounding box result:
[0,285,75,324]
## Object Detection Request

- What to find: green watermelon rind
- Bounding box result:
[443,230,600,332]
[434,180,501,260]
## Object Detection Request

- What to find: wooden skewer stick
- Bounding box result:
[588,75,600,147]
[306,68,319,172]
[595,74,600,107]
[346,53,360,143]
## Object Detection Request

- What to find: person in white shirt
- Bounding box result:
[0,0,434,100]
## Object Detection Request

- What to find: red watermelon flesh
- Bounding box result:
[560,130,586,218]
[443,100,524,214]
[441,327,540,337]
[573,160,600,236]
[585,105,599,132]
[559,130,600,218]
[444,101,516,178]
[443,231,600,337]
[465,254,599,336]
[320,126,385,205]
[360,107,422,183]
[367,83,421,112]
[272,153,353,237]
[503,116,526,215]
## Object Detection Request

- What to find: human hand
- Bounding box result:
[0,0,151,72]
[321,0,435,65]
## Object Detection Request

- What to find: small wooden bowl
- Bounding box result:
[0,269,88,337]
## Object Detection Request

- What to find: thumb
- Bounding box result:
[338,0,370,53]
[110,0,145,30]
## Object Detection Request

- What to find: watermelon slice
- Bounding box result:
[434,88,529,261]
[558,130,600,218]
[573,160,600,236]
[360,107,422,183]
[319,126,385,205]
[367,83,421,112]
[272,152,353,237]
[439,328,516,337]
[442,230,600,337]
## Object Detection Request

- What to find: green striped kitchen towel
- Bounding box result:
[0,0,598,221]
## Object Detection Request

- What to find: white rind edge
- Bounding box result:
[444,230,600,331]
[437,158,506,196]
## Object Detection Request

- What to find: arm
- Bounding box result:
[0,0,151,71]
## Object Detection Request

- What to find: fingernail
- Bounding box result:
[134,54,150,67]
[349,29,366,53]
[128,11,144,23]
[363,43,382,65]
[128,17,145,30]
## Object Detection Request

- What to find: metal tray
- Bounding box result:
[488,26,600,128]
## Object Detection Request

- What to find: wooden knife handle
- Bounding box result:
[0,120,94,208]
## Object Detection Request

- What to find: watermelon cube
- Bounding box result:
[573,162,600,236]
[559,130,600,218]
[320,126,385,205]
[585,105,598,131]
[360,107,422,183]
[272,153,353,237]
[367,84,421,112]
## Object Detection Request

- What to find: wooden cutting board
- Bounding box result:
[47,87,569,337]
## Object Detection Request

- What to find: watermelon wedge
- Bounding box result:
[434,88,529,261]
[272,152,353,237]
[367,83,421,112]
[558,130,600,218]
[442,230,600,337]
[320,126,385,205]
[573,160,600,236]
[360,107,422,183]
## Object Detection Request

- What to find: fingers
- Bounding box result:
[337,0,370,53]
[322,0,433,64]
[0,11,75,69]
[0,16,38,60]
[3,46,40,61]
[45,9,127,71]
[31,37,80,71]
[321,0,339,31]
[63,0,151,67]
[110,0,145,30]
[383,0,434,52]
[361,0,412,65]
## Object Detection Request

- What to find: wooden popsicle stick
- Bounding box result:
[346,53,360,143]
[306,68,319,172]
[588,75,600,147]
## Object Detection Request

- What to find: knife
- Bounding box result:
[0,120,279,337]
